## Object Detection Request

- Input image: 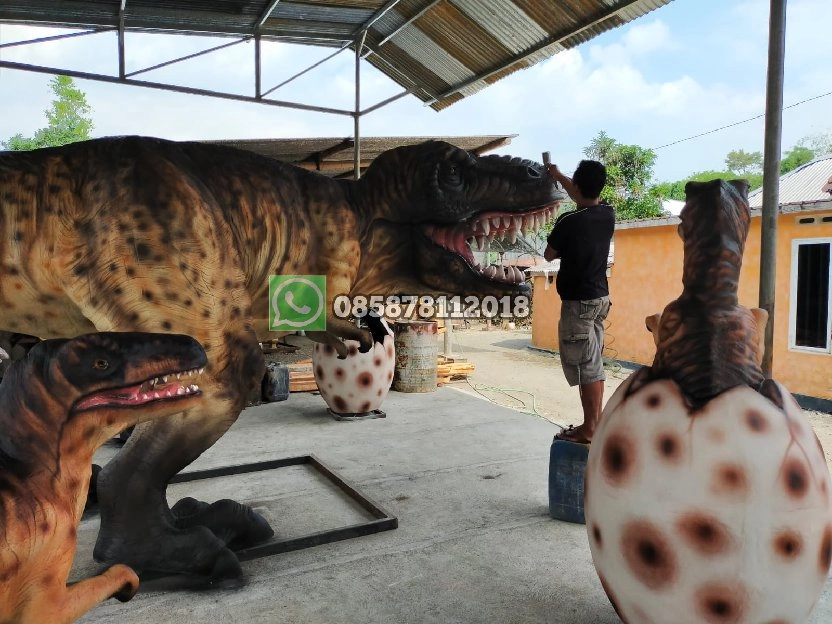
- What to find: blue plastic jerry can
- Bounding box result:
[548,439,589,524]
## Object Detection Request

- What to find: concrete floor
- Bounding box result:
[73,379,832,624]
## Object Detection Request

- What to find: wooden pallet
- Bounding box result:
[287,359,317,392]
[436,359,475,386]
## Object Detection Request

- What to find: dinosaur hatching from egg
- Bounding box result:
[584,179,832,624]
[312,309,395,415]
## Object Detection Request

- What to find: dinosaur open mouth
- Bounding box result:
[73,367,204,412]
[423,205,556,284]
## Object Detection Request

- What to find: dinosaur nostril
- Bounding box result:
[526,166,541,178]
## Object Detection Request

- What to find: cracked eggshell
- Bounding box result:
[312,336,395,414]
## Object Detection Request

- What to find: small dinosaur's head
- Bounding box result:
[0,332,207,475]
[355,141,564,297]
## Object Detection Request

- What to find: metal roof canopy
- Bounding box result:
[203,134,516,179]
[0,1,674,115]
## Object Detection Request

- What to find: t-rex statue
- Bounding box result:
[0,331,207,624]
[0,136,563,581]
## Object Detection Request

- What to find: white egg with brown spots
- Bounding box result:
[586,365,832,624]
[312,336,395,414]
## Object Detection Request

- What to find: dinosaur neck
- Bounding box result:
[681,234,744,308]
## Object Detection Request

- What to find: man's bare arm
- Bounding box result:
[546,164,582,204]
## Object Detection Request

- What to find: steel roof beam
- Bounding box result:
[0,60,354,116]
[125,36,251,78]
[0,27,109,49]
[367,0,444,55]
[351,0,405,39]
[261,44,350,98]
[256,0,282,29]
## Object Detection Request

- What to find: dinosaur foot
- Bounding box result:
[94,518,250,587]
[171,496,275,551]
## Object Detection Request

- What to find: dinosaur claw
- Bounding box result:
[112,579,139,603]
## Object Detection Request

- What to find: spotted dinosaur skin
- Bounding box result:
[585,180,832,624]
[0,136,562,580]
[0,332,207,624]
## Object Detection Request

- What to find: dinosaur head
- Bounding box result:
[355,141,564,297]
[0,332,207,474]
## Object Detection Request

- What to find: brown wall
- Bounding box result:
[531,210,832,401]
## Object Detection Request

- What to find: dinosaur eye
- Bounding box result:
[93,359,109,370]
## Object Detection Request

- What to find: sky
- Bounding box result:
[0,0,830,183]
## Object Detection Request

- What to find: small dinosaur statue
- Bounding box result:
[0,136,563,581]
[0,331,207,624]
[585,179,832,624]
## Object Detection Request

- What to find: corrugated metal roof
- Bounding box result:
[0,0,675,111]
[748,156,832,208]
[200,134,516,178]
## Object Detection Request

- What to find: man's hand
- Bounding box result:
[544,163,563,183]
[544,244,560,262]
[546,163,582,204]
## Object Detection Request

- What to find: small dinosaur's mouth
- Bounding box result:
[422,205,556,284]
[73,367,205,412]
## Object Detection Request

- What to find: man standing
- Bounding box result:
[543,159,615,444]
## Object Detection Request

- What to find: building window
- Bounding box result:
[790,238,832,352]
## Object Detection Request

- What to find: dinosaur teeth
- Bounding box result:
[177,387,186,395]
[476,235,486,250]
[494,216,505,229]
[508,229,518,244]
[161,375,168,383]
[479,218,490,237]
[513,216,522,232]
[189,384,199,392]
[198,368,204,375]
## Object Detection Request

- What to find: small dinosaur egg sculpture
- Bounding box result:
[312,314,395,414]
[584,180,832,624]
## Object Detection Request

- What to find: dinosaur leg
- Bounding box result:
[51,565,139,624]
[93,324,270,580]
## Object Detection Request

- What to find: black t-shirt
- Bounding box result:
[546,203,615,301]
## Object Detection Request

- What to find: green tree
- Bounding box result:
[3,75,93,151]
[796,132,832,158]
[724,148,763,175]
[653,170,763,202]
[583,131,663,220]
[780,145,814,174]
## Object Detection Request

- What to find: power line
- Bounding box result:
[652,90,832,150]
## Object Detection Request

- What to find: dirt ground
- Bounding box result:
[441,321,832,471]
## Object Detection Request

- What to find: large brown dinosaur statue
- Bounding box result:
[0,331,207,624]
[0,136,563,581]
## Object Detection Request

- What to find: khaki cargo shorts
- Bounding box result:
[558,297,611,387]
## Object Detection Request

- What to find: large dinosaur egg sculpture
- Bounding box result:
[312,329,395,415]
[584,179,832,624]
[585,375,832,623]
